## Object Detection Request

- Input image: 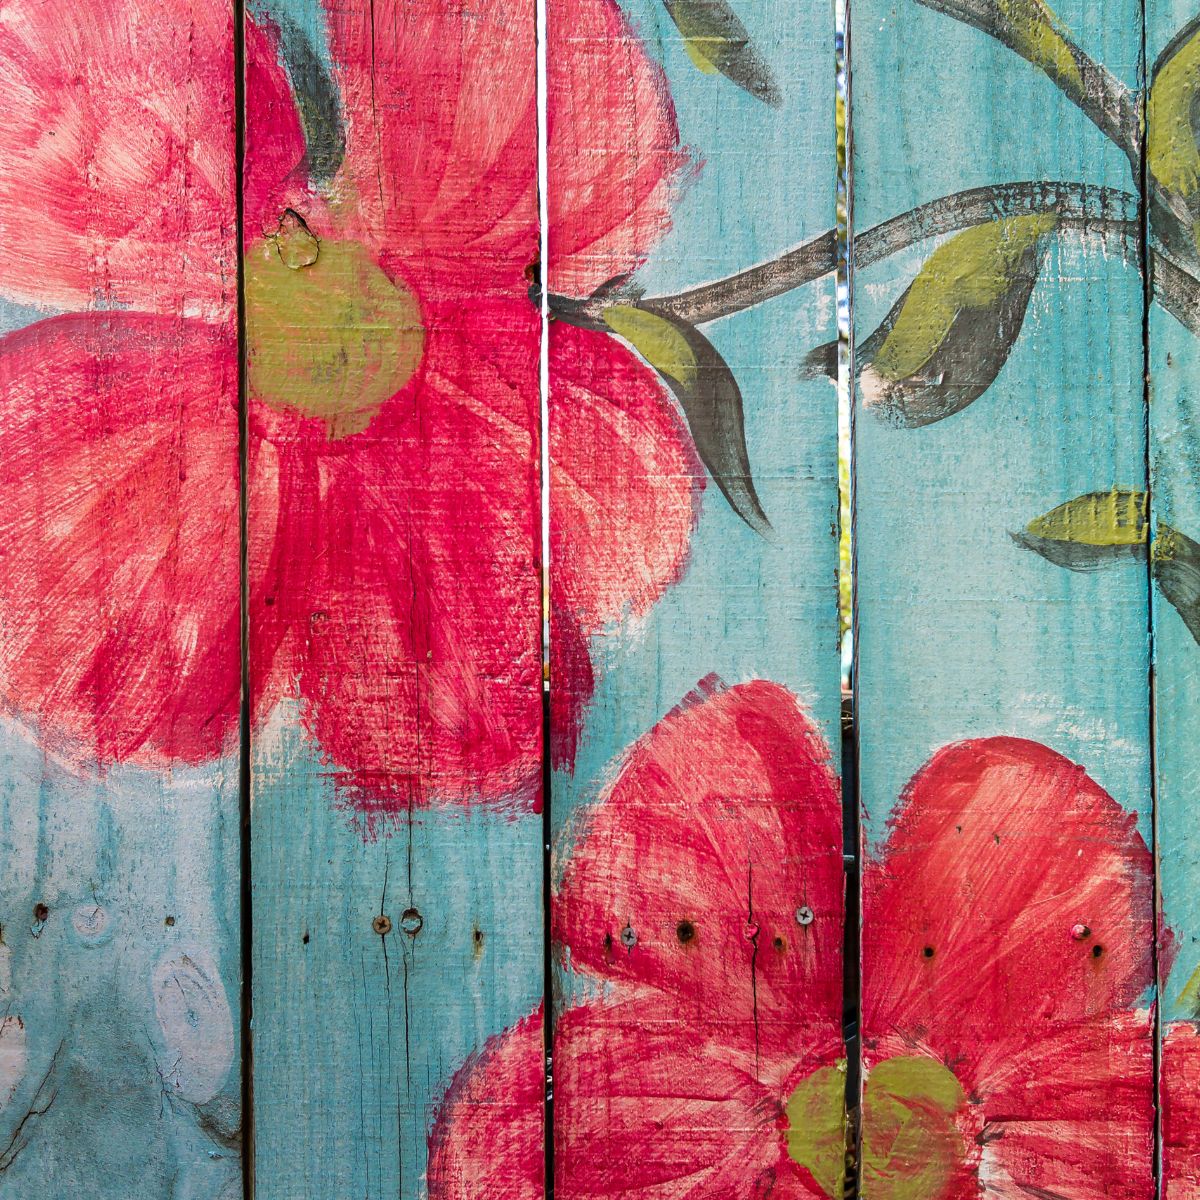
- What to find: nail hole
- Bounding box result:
[164,915,176,927]
[922,945,935,959]
[33,903,48,922]
[676,919,695,944]
[773,936,785,952]
[603,932,613,951]
[1092,944,1104,959]
[372,914,392,936]
[474,928,484,945]
[400,908,423,936]
[302,931,310,945]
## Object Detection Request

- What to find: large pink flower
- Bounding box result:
[0,0,699,808]
[428,725,1162,1198]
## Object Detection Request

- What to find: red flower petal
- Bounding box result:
[250,296,543,812]
[554,678,843,1062]
[549,323,701,763]
[427,1006,545,1200]
[863,738,1155,1072]
[0,313,245,767]
[323,0,537,285]
[548,0,693,296]
[0,0,238,318]
[244,17,313,239]
[972,1011,1154,1200]
[1164,1022,1200,1200]
[553,997,833,1199]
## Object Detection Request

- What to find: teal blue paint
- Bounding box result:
[852,0,1153,846]
[0,728,241,1196]
[1148,0,1200,1026]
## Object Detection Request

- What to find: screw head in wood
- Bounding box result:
[400,908,423,936]
[796,906,814,926]
[1071,923,1091,941]
[619,924,637,948]
[372,914,392,936]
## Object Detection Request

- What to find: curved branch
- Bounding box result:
[550,181,1139,328]
[913,0,1141,171]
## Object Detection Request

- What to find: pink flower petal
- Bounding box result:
[549,323,701,764]
[427,1006,545,1200]
[0,0,240,318]
[972,1011,1154,1200]
[1164,1022,1200,1200]
[863,738,1155,1073]
[323,0,537,284]
[250,296,543,812]
[244,16,313,239]
[554,679,843,1062]
[548,0,693,296]
[0,312,246,767]
[554,997,834,1199]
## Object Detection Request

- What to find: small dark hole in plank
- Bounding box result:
[33,903,48,922]
[676,919,695,944]
[1092,944,1104,959]
[922,945,935,959]
[773,936,785,951]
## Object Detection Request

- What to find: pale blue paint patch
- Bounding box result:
[0,721,241,1197]
[251,716,542,1199]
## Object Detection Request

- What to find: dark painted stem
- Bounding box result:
[551,181,1139,328]
[913,0,1141,171]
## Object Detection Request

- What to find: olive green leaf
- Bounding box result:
[784,1061,848,1198]
[1015,489,1200,645]
[1012,489,1149,570]
[857,214,1057,427]
[603,304,770,535]
[663,0,782,107]
[1148,16,1200,259]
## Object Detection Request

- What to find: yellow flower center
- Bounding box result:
[245,212,425,438]
[786,1055,966,1200]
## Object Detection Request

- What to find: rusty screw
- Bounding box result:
[372,914,392,936]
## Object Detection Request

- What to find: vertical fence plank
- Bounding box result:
[546,1,846,1194]
[0,2,243,1195]
[244,2,544,1196]
[1147,4,1200,1193]
[852,0,1157,1193]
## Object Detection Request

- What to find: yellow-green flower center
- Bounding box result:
[786,1055,966,1200]
[245,212,425,438]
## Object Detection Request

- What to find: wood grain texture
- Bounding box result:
[245,1,544,1196]
[852,0,1157,1193]
[0,1,243,1194]
[1148,4,1200,1195]
[546,1,846,1194]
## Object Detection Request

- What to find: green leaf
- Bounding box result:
[663,0,782,107]
[1012,489,1149,570]
[1148,16,1200,256]
[1014,490,1200,648]
[1154,523,1200,645]
[602,304,770,535]
[860,214,1057,427]
[784,1061,847,1197]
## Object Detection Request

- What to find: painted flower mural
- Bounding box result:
[0,0,699,808]
[428,689,1162,1198]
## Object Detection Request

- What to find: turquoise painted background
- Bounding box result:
[853,0,1154,850]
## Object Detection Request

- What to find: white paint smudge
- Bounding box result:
[152,949,234,1105]
[0,1016,27,1108]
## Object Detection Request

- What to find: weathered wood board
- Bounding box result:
[1148,4,1200,1194]
[244,1,544,1196]
[547,0,847,1194]
[851,0,1158,1192]
[0,1,243,1194]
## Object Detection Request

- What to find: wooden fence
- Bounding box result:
[0,0,1197,1195]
